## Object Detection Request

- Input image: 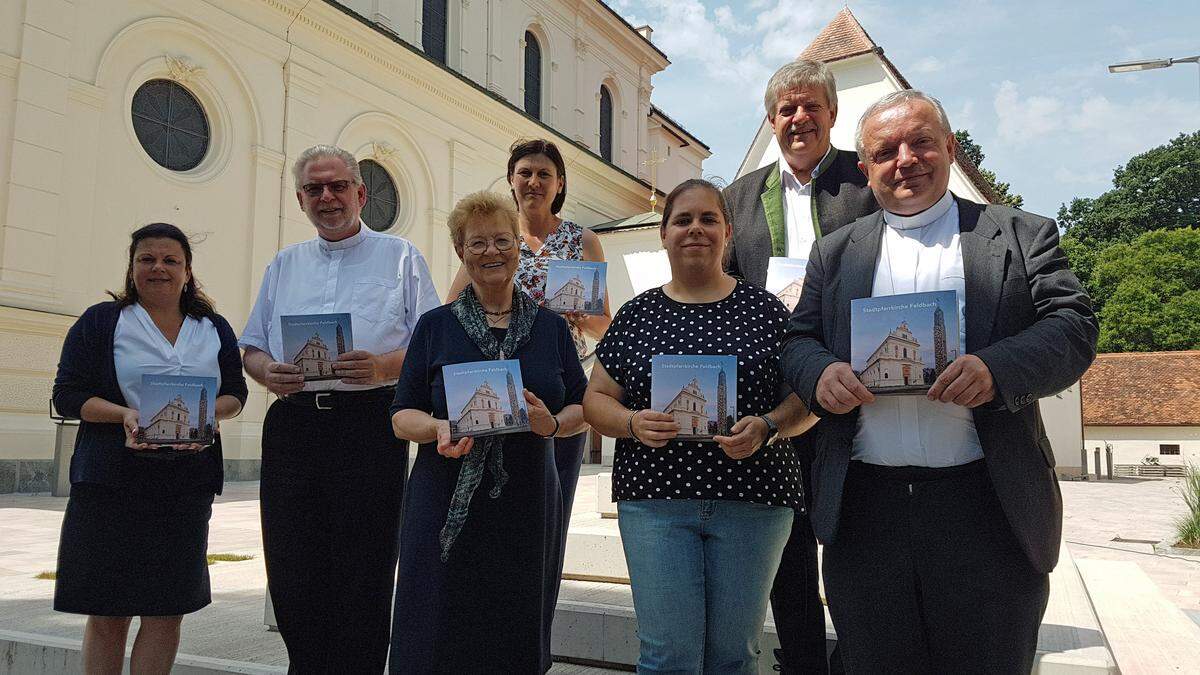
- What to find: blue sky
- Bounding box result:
[610,0,1200,219]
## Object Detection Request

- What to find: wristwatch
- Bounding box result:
[758,414,780,447]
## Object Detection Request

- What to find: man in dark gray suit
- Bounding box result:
[723,59,876,674]
[781,90,1097,673]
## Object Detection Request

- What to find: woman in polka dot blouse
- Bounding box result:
[585,179,817,674]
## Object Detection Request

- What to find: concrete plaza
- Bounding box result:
[2,469,1199,672]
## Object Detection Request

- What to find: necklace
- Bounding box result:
[482,307,512,316]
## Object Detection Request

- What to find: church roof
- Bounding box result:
[793,8,998,203]
[1082,351,1200,426]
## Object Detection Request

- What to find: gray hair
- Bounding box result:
[855,90,952,160]
[763,59,838,118]
[292,144,362,188]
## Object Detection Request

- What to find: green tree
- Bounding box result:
[1090,227,1200,352]
[953,130,1024,209]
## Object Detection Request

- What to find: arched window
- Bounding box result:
[599,85,613,162]
[422,0,448,64]
[359,160,399,232]
[524,31,542,120]
[131,79,210,171]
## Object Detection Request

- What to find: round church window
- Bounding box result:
[131,79,210,172]
[359,160,399,232]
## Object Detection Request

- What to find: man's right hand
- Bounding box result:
[264,361,306,396]
[815,362,875,414]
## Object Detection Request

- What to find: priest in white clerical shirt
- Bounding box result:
[780,90,1098,674]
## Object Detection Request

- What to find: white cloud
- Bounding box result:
[1053,166,1112,185]
[713,6,751,33]
[993,80,1066,144]
[910,56,945,74]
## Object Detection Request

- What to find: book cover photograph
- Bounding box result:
[851,290,960,395]
[137,374,218,447]
[650,354,738,441]
[280,313,353,384]
[765,257,809,311]
[543,260,607,315]
[444,360,531,441]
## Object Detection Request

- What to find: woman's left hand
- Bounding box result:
[714,416,770,460]
[563,310,587,325]
[524,389,557,437]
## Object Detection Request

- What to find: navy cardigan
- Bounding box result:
[52,301,248,494]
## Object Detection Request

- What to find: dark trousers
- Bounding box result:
[823,460,1049,675]
[771,440,836,674]
[260,392,408,674]
[543,431,588,664]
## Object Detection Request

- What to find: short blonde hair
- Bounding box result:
[447,191,520,247]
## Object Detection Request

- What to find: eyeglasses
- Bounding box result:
[300,180,354,198]
[464,235,517,255]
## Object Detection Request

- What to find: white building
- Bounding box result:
[0,0,708,487]
[547,275,586,312]
[663,378,708,437]
[456,380,504,434]
[777,279,804,312]
[144,395,191,441]
[1082,351,1200,474]
[861,322,924,389]
[293,333,334,378]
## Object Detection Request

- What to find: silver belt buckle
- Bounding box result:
[314,392,333,410]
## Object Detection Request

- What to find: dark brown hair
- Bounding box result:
[107,223,216,319]
[507,138,567,215]
[660,179,735,268]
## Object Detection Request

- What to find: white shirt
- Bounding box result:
[852,191,985,467]
[239,225,440,391]
[114,303,222,412]
[778,146,832,259]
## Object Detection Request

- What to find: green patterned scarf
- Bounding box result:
[440,283,539,561]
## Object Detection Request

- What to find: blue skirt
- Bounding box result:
[54,483,214,616]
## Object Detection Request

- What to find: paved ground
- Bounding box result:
[2,469,1198,669]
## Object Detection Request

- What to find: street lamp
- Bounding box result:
[1108,54,1200,98]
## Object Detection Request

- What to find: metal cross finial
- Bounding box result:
[643,149,667,210]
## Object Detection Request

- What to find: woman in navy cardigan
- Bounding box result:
[52,223,247,674]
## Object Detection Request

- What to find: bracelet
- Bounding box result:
[539,414,560,438]
[627,410,643,443]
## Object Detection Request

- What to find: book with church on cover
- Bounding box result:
[137,375,218,447]
[280,313,353,385]
[650,355,738,441]
[850,290,959,395]
[765,257,809,312]
[444,360,531,441]
[543,260,607,315]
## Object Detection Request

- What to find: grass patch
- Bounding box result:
[206,553,254,565]
[34,571,56,580]
[1173,464,1200,549]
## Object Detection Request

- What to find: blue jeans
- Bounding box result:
[618,499,793,674]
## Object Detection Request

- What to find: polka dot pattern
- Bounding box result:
[595,281,803,508]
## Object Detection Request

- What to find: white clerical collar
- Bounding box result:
[883,190,954,231]
[318,221,368,251]
[779,145,834,188]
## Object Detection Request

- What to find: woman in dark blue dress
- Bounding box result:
[388,191,588,673]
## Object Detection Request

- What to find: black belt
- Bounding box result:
[281,387,395,411]
[850,458,986,483]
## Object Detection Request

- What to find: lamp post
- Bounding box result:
[1108,54,1200,99]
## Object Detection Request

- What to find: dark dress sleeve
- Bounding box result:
[391,311,435,416]
[212,314,249,407]
[52,304,105,419]
[558,320,587,408]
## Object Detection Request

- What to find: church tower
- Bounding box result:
[335,323,346,355]
[506,369,526,425]
[197,385,209,437]
[591,268,601,309]
[933,306,947,374]
[716,367,729,435]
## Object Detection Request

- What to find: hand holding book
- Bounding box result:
[815,363,876,415]
[713,416,771,460]
[629,409,679,448]
[523,389,557,437]
[435,418,474,458]
[926,354,996,408]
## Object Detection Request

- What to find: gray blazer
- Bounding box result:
[780,196,1098,574]
[723,147,876,288]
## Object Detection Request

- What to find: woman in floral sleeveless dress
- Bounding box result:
[444,138,611,662]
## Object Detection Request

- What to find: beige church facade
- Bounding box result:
[0,0,709,489]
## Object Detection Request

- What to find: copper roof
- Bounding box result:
[1081,351,1200,426]
[796,8,998,203]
